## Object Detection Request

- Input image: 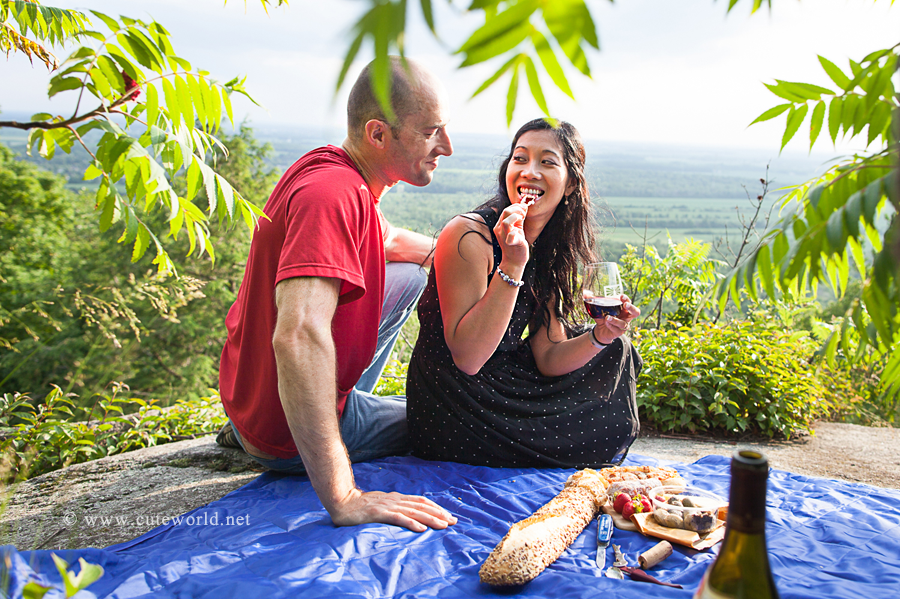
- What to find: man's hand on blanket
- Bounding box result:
[330,488,458,532]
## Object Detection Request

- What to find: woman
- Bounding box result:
[406,118,643,469]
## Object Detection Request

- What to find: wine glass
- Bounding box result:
[582,262,624,320]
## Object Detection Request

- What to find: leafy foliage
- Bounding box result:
[0,8,268,275]
[635,321,831,438]
[0,383,227,483]
[339,0,605,126]
[619,237,724,328]
[0,0,89,70]
[0,125,277,402]
[721,41,899,405]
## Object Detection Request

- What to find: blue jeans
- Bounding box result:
[228,262,427,474]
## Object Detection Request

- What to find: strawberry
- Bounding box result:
[613,492,630,514]
[622,494,652,520]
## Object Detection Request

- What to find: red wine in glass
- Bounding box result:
[584,296,623,318]
[582,262,625,320]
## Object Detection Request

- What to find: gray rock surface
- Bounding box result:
[1,422,897,551]
[0,436,261,551]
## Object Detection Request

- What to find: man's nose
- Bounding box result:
[436,128,453,157]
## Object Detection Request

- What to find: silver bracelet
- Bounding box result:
[496,267,524,287]
[589,326,609,350]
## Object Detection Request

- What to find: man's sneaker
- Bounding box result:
[216,421,242,449]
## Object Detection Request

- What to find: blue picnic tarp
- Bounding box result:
[2,453,899,598]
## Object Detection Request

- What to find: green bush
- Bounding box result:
[634,321,831,438]
[0,383,226,483]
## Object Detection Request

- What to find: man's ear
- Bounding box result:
[364,119,390,149]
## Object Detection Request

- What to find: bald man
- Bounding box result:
[217,58,456,531]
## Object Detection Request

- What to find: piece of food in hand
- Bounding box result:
[479,469,609,586]
[613,492,631,514]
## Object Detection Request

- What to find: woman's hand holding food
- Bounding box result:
[492,203,530,273]
[592,295,640,345]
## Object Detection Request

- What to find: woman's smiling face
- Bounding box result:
[505,129,575,219]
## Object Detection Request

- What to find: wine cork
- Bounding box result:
[638,540,673,569]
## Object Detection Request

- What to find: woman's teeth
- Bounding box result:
[519,187,543,206]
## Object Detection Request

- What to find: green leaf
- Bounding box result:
[531,29,573,99]
[215,174,235,218]
[335,30,365,95]
[809,100,825,150]
[459,21,531,67]
[90,11,120,33]
[543,0,595,76]
[862,179,883,225]
[22,582,52,599]
[749,102,791,126]
[506,60,521,127]
[827,96,842,143]
[47,76,83,98]
[96,55,125,95]
[780,103,808,150]
[825,210,846,252]
[89,68,111,99]
[867,101,890,147]
[841,93,859,135]
[457,0,540,54]
[187,75,208,130]
[105,44,140,81]
[175,76,194,131]
[221,87,234,126]
[186,159,201,201]
[126,29,166,73]
[162,77,180,127]
[420,0,435,33]
[756,243,775,299]
[818,55,851,90]
[131,224,150,262]
[763,81,806,103]
[470,54,518,98]
[145,83,159,127]
[522,55,548,116]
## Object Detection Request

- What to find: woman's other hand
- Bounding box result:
[492,203,529,270]
[593,295,640,345]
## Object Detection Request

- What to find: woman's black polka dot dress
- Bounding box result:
[407,208,643,469]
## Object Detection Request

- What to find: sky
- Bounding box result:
[2,0,899,155]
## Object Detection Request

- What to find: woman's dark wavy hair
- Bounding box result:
[476,117,596,337]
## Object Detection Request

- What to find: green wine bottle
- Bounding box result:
[694,450,780,599]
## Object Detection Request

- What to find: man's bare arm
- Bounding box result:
[380,209,435,267]
[272,277,456,531]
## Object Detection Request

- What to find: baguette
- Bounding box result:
[479,469,609,586]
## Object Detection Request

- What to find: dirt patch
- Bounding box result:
[632,421,900,489]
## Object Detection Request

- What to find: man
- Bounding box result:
[217,57,456,533]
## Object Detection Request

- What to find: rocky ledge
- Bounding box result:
[0,436,262,551]
[1,422,897,551]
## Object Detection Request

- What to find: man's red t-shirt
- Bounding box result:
[219,146,384,459]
